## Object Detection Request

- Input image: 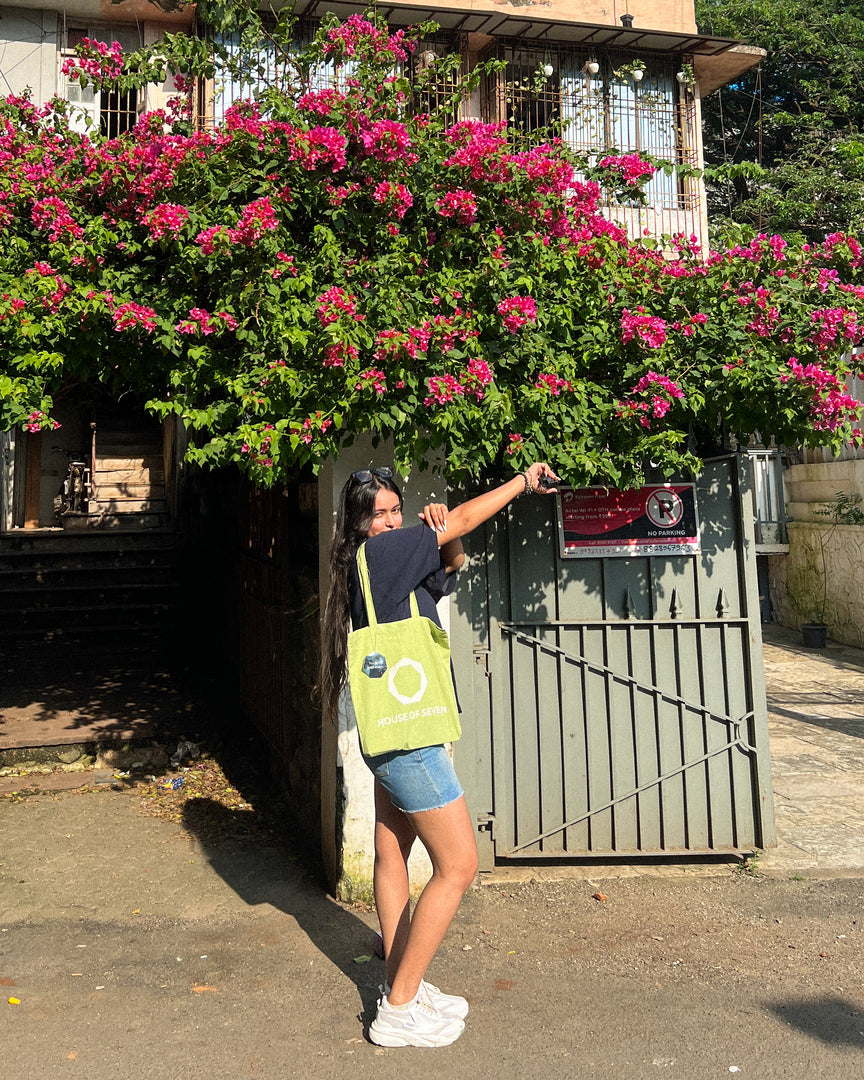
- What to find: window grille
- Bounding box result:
[483,41,701,242]
[211,23,303,124]
[59,25,140,138]
[409,32,467,123]
[100,89,138,139]
[208,20,360,125]
[207,23,467,126]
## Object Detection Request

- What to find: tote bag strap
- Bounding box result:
[355,542,420,630]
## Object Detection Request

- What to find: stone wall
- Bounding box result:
[768,460,864,647]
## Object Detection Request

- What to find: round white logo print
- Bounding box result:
[387,658,428,705]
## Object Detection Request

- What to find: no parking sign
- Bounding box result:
[557,484,700,558]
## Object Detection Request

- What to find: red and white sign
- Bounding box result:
[557,484,700,558]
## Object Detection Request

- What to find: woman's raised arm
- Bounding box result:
[420,463,559,548]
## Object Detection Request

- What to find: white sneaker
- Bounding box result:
[380,979,469,1020]
[421,980,469,1020]
[369,988,466,1048]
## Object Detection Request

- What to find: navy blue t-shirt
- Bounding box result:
[349,523,456,630]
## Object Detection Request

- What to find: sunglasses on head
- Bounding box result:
[351,466,394,483]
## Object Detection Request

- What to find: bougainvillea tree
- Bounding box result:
[1,6,863,487]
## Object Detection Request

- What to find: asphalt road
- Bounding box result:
[2,784,863,1080]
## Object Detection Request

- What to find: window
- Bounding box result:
[60,26,140,138]
[485,42,561,134]
[483,41,702,239]
[560,52,683,208]
[409,32,466,124]
[210,21,343,125]
[208,23,465,126]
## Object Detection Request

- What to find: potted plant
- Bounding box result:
[801,491,864,647]
[613,59,647,83]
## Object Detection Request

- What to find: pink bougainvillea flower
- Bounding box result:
[229,197,279,246]
[323,341,359,368]
[175,308,237,336]
[61,37,124,83]
[31,197,84,241]
[144,202,189,240]
[317,287,361,327]
[498,296,537,333]
[112,302,158,333]
[597,153,656,187]
[616,371,685,428]
[621,308,667,349]
[424,373,466,406]
[535,372,572,395]
[435,189,478,226]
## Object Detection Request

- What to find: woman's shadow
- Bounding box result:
[179,759,384,1030]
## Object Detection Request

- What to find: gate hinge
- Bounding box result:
[476,813,496,838]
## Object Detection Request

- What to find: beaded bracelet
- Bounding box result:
[521,470,534,495]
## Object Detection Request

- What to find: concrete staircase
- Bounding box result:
[0,530,179,650]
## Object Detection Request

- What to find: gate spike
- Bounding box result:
[716,588,730,618]
[669,589,684,619]
[624,589,638,620]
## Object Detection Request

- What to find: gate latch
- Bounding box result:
[476,813,496,838]
[472,646,491,676]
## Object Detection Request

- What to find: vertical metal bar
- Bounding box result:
[733,455,776,846]
[608,623,639,849]
[631,623,662,849]
[560,623,591,852]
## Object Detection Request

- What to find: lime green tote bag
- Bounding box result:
[347,542,461,757]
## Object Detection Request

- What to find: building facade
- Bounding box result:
[0,2,772,896]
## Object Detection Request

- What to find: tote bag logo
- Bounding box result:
[348,542,461,755]
[387,657,428,705]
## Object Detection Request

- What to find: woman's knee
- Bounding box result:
[430,835,478,892]
[454,844,479,890]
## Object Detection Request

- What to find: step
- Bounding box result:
[95,456,164,471]
[0,548,174,566]
[87,498,169,514]
[0,625,174,657]
[0,546,175,569]
[0,602,177,637]
[0,580,177,607]
[0,564,175,590]
[59,511,171,530]
[1,529,175,556]
[94,467,165,485]
[91,483,166,501]
[95,427,162,443]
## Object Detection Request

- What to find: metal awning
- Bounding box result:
[292,1,744,56]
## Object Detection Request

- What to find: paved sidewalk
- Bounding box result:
[760,622,864,876]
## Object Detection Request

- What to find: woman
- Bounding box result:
[322,462,558,1047]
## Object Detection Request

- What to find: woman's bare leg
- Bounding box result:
[387,794,478,1006]
[372,781,417,987]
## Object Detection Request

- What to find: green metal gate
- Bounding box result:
[452,455,775,868]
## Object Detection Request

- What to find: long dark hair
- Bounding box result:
[321,470,403,723]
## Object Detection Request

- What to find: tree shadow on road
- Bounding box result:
[178,791,384,1031]
[768,995,864,1047]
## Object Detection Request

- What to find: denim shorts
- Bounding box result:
[362,744,464,814]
